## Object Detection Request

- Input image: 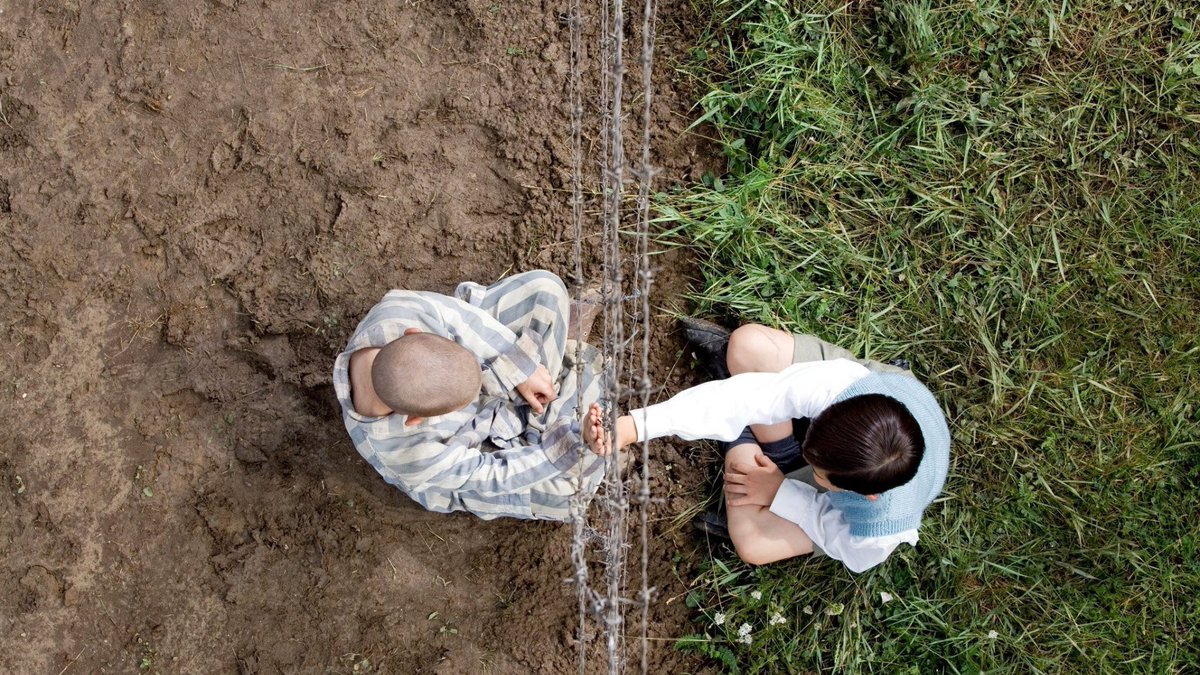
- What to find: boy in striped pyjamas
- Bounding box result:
[332,270,610,521]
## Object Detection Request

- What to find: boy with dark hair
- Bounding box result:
[612,322,949,572]
[333,270,611,521]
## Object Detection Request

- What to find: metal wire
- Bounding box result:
[601,1,628,671]
[566,0,589,672]
[634,1,659,671]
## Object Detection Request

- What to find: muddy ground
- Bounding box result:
[0,1,724,672]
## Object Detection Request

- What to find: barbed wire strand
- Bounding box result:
[602,1,629,672]
[566,0,589,672]
[634,0,659,671]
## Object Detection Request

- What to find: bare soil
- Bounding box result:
[0,1,721,672]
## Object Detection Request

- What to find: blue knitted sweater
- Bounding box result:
[826,374,950,538]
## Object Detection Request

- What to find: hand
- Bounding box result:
[724,452,785,507]
[581,403,610,456]
[515,364,557,414]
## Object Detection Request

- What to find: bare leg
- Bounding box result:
[724,443,814,564]
[726,324,795,443]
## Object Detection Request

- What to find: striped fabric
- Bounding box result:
[333,271,606,521]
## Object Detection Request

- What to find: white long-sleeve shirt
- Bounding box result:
[629,359,918,572]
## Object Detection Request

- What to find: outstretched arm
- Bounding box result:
[617,359,871,447]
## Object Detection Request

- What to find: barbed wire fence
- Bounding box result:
[567,0,660,673]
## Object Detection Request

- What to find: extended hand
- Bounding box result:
[725,452,785,507]
[515,364,557,414]
[581,403,610,456]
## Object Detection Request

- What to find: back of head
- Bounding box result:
[371,333,482,417]
[801,394,924,494]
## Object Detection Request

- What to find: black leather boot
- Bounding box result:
[679,316,732,380]
[692,510,731,541]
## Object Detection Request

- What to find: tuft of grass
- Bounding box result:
[665,0,1200,672]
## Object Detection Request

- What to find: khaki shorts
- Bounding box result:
[792,333,909,374]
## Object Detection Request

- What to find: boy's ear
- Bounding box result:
[404,415,425,427]
[403,327,422,336]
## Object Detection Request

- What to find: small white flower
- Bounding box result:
[737,622,752,637]
[714,612,726,626]
[738,633,753,645]
[802,605,813,615]
[880,592,894,604]
[987,630,999,639]
[750,590,762,601]
[769,612,786,625]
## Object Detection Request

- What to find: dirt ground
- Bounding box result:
[1,1,723,673]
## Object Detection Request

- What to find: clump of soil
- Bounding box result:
[1,1,720,672]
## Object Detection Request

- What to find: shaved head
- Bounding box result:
[371,333,482,417]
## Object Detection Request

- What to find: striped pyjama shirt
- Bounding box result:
[333,270,606,521]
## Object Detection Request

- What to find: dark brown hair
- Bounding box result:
[800,394,924,495]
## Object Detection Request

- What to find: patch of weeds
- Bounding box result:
[212,412,235,436]
[505,46,526,57]
[134,464,155,499]
[133,634,157,671]
[327,240,359,282]
[427,610,459,637]
[494,587,515,610]
[327,653,375,674]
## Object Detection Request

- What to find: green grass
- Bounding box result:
[663,1,1200,672]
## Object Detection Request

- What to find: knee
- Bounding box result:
[726,324,777,375]
[724,442,760,474]
[521,270,568,296]
[521,270,569,310]
[731,532,773,566]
